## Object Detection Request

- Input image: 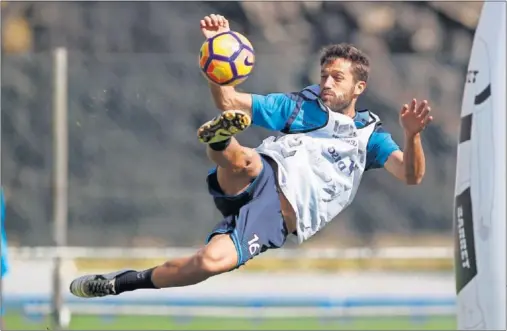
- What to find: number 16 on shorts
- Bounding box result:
[248,234,260,255]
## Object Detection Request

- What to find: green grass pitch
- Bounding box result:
[4,313,456,330]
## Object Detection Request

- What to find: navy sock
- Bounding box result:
[114,268,158,294]
[209,138,231,151]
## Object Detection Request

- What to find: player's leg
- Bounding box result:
[69,232,239,297]
[198,110,263,196]
[150,233,236,288]
[69,156,287,298]
[206,155,288,267]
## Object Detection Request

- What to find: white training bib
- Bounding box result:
[256,107,379,244]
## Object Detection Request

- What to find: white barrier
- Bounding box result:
[8,245,453,260]
[3,246,455,320]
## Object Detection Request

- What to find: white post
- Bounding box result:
[51,47,69,330]
[454,2,506,330]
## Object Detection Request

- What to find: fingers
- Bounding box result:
[409,99,417,113]
[404,99,432,119]
[422,115,433,128]
[400,103,409,116]
[201,14,228,29]
[419,105,430,119]
[400,98,433,133]
[418,104,433,130]
[212,14,228,27]
[204,15,213,27]
[209,14,220,26]
[416,99,428,115]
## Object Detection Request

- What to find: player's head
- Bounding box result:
[319,43,370,114]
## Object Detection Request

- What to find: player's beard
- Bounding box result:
[322,86,355,114]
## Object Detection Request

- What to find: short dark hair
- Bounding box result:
[319,43,370,82]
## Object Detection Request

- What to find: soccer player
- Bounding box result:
[0,188,9,278]
[69,15,433,298]
[1,188,8,328]
[1,188,7,279]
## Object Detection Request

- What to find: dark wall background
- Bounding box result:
[1,1,481,247]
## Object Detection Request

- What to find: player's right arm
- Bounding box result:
[208,83,252,113]
[208,83,295,131]
[200,16,255,116]
[201,14,294,131]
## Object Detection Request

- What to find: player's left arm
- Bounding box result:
[384,99,433,185]
[384,138,424,185]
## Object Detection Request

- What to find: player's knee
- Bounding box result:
[208,146,262,176]
[194,248,232,275]
[244,152,263,177]
[194,238,238,275]
[231,150,263,178]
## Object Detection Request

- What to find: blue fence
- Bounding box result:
[4,295,456,309]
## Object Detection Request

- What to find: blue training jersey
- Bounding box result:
[251,84,400,171]
[1,188,8,278]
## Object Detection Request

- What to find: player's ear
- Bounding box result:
[354,80,366,96]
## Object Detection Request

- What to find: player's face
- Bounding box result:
[319,59,365,114]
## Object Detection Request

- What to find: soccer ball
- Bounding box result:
[199,31,255,86]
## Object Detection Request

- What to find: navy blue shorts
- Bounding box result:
[206,155,288,268]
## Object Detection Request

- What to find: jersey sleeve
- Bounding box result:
[365,126,401,171]
[251,93,297,131]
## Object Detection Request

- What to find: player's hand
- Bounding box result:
[399,99,433,137]
[200,14,230,39]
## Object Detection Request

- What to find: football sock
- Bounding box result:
[209,138,231,151]
[114,268,158,294]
